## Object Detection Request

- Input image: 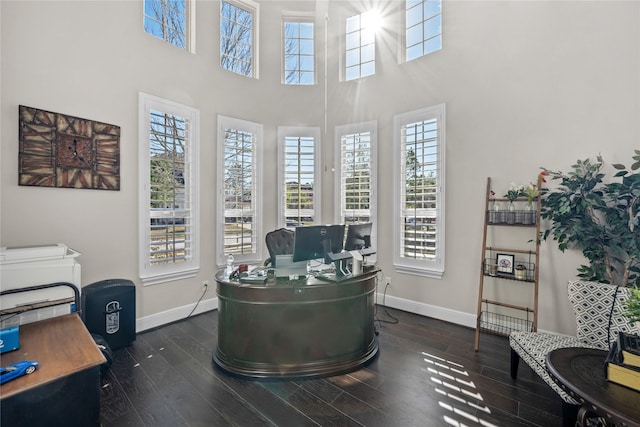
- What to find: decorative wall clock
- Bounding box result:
[18,105,120,190]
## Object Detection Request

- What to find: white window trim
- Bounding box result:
[220,0,260,79]
[281,12,316,85]
[277,126,322,227]
[138,92,200,285]
[187,0,196,53]
[334,121,378,249]
[393,104,445,278]
[216,115,263,266]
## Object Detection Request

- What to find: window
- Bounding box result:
[393,104,445,278]
[217,116,263,265]
[335,122,377,246]
[405,0,442,62]
[139,93,200,285]
[220,0,258,78]
[345,11,377,81]
[143,0,194,51]
[277,127,321,228]
[283,17,315,85]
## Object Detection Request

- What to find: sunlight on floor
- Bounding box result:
[422,352,499,427]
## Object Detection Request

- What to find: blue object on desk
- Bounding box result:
[0,326,19,354]
[0,360,39,385]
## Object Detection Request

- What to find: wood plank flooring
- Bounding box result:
[99,306,564,426]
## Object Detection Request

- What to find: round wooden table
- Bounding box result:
[545,347,640,427]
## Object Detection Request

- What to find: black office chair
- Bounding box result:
[264,228,295,267]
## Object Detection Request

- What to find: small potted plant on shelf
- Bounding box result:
[522,182,541,225]
[504,183,525,224]
[539,151,640,329]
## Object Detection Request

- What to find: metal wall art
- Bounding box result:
[18,105,120,190]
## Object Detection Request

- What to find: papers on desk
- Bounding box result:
[239,275,268,284]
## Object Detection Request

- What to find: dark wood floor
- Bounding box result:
[99,306,563,426]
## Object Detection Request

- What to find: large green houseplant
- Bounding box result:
[539,151,640,322]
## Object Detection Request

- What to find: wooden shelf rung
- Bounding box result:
[485,247,535,255]
[481,298,534,313]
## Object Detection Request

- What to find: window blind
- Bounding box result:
[400,118,438,260]
[223,128,257,255]
[148,110,193,266]
[340,132,372,223]
[283,136,316,225]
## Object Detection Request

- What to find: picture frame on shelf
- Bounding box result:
[496,253,515,274]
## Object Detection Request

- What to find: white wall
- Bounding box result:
[1,1,638,335]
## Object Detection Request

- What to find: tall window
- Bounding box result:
[277,127,321,228]
[345,11,377,81]
[144,0,194,51]
[139,93,200,285]
[335,122,377,246]
[217,116,263,265]
[283,18,315,85]
[220,0,258,78]
[393,104,445,278]
[406,0,442,62]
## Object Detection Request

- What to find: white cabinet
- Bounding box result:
[0,244,81,324]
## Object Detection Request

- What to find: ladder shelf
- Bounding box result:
[474,177,541,351]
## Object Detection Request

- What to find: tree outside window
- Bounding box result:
[144,0,188,50]
[284,20,315,85]
[220,0,255,77]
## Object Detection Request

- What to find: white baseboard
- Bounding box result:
[136,297,218,333]
[375,292,477,329]
[374,292,560,335]
[135,293,474,334]
[134,293,558,337]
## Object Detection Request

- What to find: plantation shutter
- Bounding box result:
[283,136,316,226]
[148,110,194,266]
[400,118,439,260]
[340,132,372,224]
[223,127,257,255]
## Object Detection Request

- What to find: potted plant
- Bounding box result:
[625,286,640,323]
[523,182,540,224]
[539,151,640,324]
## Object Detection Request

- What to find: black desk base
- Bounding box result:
[214,269,379,379]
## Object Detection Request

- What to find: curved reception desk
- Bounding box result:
[214,269,379,379]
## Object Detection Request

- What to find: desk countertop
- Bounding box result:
[216,266,380,288]
[0,313,105,399]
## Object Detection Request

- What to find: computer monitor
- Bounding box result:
[344,222,372,251]
[292,224,345,263]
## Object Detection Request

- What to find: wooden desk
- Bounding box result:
[546,347,640,427]
[214,269,379,379]
[0,313,105,426]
